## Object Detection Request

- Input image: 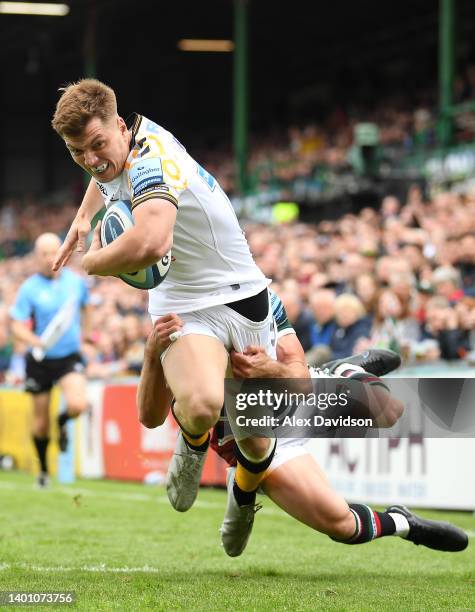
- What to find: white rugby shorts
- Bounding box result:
[267,437,310,474]
[152,301,276,364]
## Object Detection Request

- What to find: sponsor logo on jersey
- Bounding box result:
[134,179,165,196]
[130,158,163,186]
[135,184,170,199]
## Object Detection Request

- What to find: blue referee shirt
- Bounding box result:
[10,268,89,359]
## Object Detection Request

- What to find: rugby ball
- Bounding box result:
[100,200,171,290]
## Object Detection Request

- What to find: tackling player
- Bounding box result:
[51,79,277,542]
[10,233,91,488]
[137,297,468,556]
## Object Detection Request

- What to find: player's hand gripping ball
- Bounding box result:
[100,200,171,289]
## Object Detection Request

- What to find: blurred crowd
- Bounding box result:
[252,187,475,367]
[0,185,474,384]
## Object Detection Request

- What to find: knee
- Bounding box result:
[34,421,49,438]
[188,401,220,433]
[237,436,273,462]
[66,400,88,418]
[175,391,223,434]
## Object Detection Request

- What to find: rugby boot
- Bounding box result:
[322,349,401,378]
[387,505,468,552]
[220,467,261,557]
[166,432,207,512]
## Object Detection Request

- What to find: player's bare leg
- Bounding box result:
[263,454,357,538]
[264,454,468,551]
[32,392,51,488]
[58,371,88,452]
[163,334,229,511]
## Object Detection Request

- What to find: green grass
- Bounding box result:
[0,471,473,611]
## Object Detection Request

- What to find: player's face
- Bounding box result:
[64,116,130,182]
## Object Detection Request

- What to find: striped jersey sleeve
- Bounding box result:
[269,289,295,337]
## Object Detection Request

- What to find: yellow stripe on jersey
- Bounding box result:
[147,134,165,156]
[131,191,179,210]
[162,158,180,181]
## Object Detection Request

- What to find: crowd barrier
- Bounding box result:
[1,373,474,509]
[0,381,227,487]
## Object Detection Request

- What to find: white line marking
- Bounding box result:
[0,563,160,573]
[0,480,290,518]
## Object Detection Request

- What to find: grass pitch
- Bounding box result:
[0,471,473,611]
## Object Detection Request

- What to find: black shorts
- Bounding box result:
[225,288,269,322]
[24,352,85,395]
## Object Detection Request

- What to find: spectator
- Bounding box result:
[388,271,417,321]
[354,274,379,316]
[432,266,464,303]
[455,234,475,295]
[455,297,475,353]
[122,314,146,375]
[423,296,470,361]
[330,294,372,359]
[355,289,420,360]
[306,289,337,366]
[279,291,315,352]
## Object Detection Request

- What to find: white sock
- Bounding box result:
[389,512,410,538]
[333,363,366,378]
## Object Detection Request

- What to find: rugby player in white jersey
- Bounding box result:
[51,79,277,549]
[138,296,468,556]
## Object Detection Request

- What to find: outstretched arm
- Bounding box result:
[136,313,183,428]
[53,178,105,271]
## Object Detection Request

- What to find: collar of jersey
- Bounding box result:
[125,113,143,151]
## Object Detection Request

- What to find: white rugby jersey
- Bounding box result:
[94,114,269,314]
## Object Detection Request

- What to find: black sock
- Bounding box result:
[334,503,396,544]
[233,482,257,507]
[232,441,276,506]
[58,412,71,428]
[33,436,49,474]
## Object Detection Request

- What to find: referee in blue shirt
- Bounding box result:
[10,233,92,488]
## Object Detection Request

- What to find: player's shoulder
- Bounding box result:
[132,114,183,158]
[126,114,190,202]
[125,115,167,179]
